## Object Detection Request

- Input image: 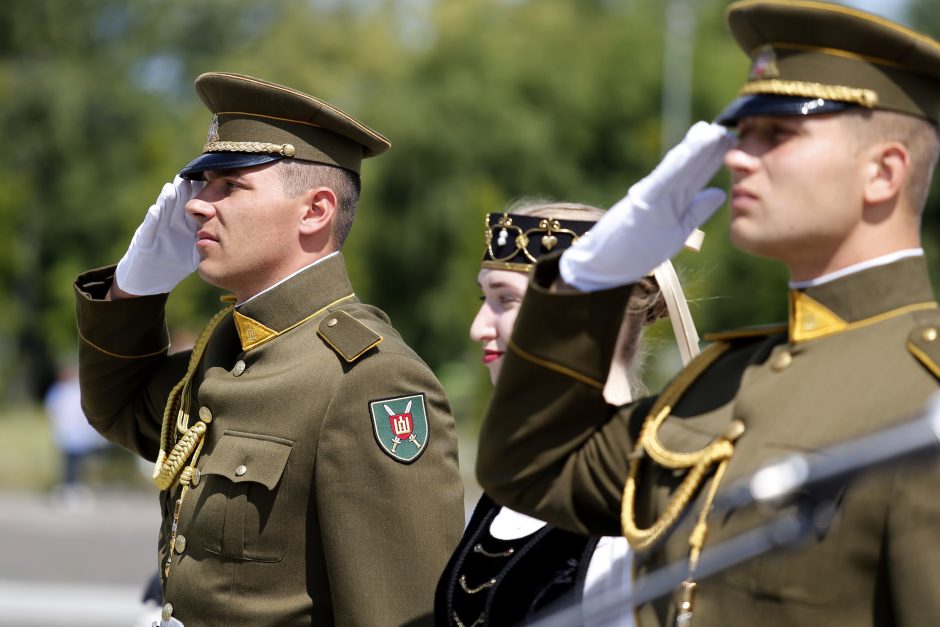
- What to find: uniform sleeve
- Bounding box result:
[74,266,189,460]
[886,456,940,624]
[476,256,643,537]
[315,349,465,627]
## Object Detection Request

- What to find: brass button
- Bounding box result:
[175,535,187,553]
[922,327,938,342]
[162,603,173,621]
[191,468,201,487]
[198,406,213,423]
[327,318,338,328]
[771,350,792,372]
[724,419,746,441]
[233,360,246,376]
[235,465,247,477]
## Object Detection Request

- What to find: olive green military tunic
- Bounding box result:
[75,253,464,626]
[477,255,940,626]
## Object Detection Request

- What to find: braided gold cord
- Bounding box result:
[203,140,295,156]
[688,456,732,572]
[152,304,234,490]
[163,419,209,579]
[155,421,207,490]
[740,79,878,108]
[643,405,723,468]
[621,440,734,552]
[620,342,734,552]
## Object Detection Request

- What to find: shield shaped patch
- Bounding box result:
[369,393,429,463]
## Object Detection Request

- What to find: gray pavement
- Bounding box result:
[0,488,161,626]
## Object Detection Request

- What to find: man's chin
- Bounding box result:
[728,222,762,254]
[195,265,225,290]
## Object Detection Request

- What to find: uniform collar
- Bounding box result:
[233,253,356,351]
[788,255,936,344]
[788,248,924,289]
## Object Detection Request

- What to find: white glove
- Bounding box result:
[560,121,735,291]
[115,176,205,295]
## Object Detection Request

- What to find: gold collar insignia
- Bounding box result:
[789,291,847,344]
[233,311,278,351]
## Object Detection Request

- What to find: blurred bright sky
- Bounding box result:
[840,0,909,21]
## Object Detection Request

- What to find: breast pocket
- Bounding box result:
[196,430,293,562]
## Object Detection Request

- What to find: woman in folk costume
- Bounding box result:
[435,199,703,626]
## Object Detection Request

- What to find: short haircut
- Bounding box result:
[276,159,362,246]
[844,109,940,213]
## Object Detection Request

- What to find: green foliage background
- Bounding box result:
[1,0,938,429]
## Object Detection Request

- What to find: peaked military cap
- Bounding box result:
[179,72,390,179]
[716,0,940,125]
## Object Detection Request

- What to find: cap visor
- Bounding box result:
[715,94,856,126]
[178,152,284,180]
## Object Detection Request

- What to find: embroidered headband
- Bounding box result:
[481,212,595,272]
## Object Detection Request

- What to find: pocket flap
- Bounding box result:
[201,430,293,490]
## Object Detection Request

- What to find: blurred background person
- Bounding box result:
[43,362,108,501]
[435,200,703,627]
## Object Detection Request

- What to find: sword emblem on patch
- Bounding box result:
[369,394,429,463]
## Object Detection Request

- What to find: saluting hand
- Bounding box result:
[114,176,206,296]
[560,121,735,291]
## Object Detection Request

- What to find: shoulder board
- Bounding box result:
[703,323,787,343]
[317,310,383,363]
[906,310,940,381]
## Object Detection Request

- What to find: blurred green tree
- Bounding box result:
[6,0,937,429]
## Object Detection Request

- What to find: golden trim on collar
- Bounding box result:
[789,291,937,344]
[235,293,356,352]
[740,79,878,107]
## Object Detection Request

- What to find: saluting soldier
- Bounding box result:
[74,72,464,626]
[476,2,940,626]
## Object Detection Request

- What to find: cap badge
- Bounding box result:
[206,115,221,143]
[749,44,780,81]
[369,394,429,464]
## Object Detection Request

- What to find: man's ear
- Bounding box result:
[298,187,337,237]
[863,142,909,206]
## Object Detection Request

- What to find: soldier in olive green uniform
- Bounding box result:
[477,2,940,626]
[75,72,464,626]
